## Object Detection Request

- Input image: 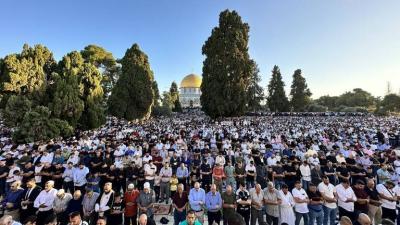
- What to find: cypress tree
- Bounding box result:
[247,61,264,111]
[201,10,253,118]
[290,69,312,111]
[108,44,154,120]
[267,65,289,112]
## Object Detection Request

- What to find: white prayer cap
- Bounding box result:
[144,182,150,189]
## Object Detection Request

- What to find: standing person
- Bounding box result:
[300,161,311,191]
[249,183,264,225]
[20,178,41,223]
[352,180,369,214]
[53,189,72,225]
[65,190,83,218]
[34,180,58,225]
[200,159,212,192]
[376,180,397,222]
[292,180,309,225]
[108,192,124,225]
[94,182,115,222]
[188,182,205,224]
[212,163,225,193]
[1,180,24,221]
[177,163,189,190]
[234,161,246,191]
[205,184,222,225]
[222,185,236,225]
[236,182,251,225]
[73,162,89,195]
[172,184,188,225]
[318,176,338,225]
[307,183,323,225]
[279,184,295,225]
[82,188,100,225]
[365,178,381,225]
[264,181,281,225]
[159,162,172,203]
[336,179,357,220]
[144,161,157,189]
[137,182,155,219]
[245,161,256,189]
[62,162,74,194]
[124,184,139,225]
[224,161,236,191]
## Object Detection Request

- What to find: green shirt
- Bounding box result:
[222,191,236,218]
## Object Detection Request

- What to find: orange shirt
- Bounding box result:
[124,190,140,217]
[213,166,225,181]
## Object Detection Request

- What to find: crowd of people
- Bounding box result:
[0,113,399,225]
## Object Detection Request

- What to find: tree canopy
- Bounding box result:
[201,10,254,118]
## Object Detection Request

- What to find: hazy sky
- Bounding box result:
[1,0,399,98]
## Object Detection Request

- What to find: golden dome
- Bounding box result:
[180,74,202,88]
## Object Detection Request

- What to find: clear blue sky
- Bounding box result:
[1,0,399,98]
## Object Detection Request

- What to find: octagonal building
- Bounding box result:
[179,74,202,108]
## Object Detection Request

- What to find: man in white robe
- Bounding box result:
[279,184,295,225]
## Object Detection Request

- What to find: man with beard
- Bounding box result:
[365,178,381,225]
[52,163,65,189]
[95,182,115,223]
[34,180,58,225]
[222,185,236,225]
[20,178,41,223]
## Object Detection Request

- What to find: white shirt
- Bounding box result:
[292,188,309,213]
[377,183,396,209]
[34,188,58,211]
[95,191,113,212]
[299,164,311,181]
[336,184,357,211]
[40,152,54,164]
[73,167,89,186]
[318,182,337,209]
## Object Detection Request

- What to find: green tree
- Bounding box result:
[314,95,339,110]
[169,81,182,112]
[13,106,73,143]
[3,95,32,127]
[267,65,289,112]
[381,94,400,112]
[77,63,105,129]
[0,44,56,105]
[152,81,160,106]
[81,45,118,100]
[200,10,253,118]
[49,52,85,127]
[108,44,154,120]
[247,61,264,111]
[337,88,374,108]
[289,69,312,111]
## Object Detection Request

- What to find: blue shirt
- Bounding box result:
[176,167,189,179]
[205,191,222,212]
[188,188,206,211]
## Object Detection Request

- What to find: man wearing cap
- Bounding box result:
[376,180,397,222]
[137,182,155,219]
[95,182,115,222]
[53,188,73,225]
[124,183,140,225]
